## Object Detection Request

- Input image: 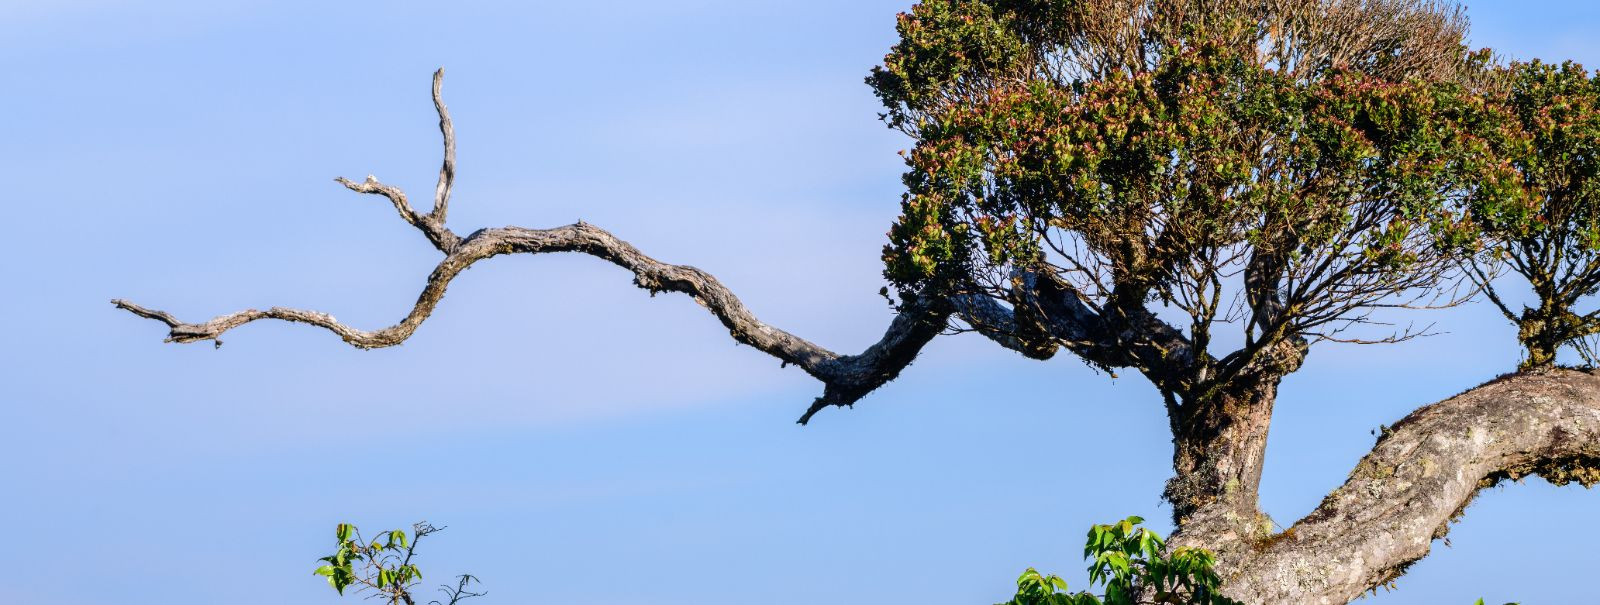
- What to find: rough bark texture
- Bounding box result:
[1167,380,1280,529]
[1515,302,1597,370]
[1173,368,1600,604]
[115,70,1600,604]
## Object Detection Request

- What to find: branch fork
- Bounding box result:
[115,69,964,423]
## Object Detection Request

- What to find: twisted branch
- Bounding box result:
[115,217,955,423]
[114,69,967,424]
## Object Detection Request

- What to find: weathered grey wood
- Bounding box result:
[112,217,956,424]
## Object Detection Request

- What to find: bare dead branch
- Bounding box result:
[114,70,968,424]
[336,174,419,226]
[112,299,184,329]
[117,220,953,424]
[335,175,460,252]
[323,70,461,253]
[113,298,393,349]
[431,68,455,222]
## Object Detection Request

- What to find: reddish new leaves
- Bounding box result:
[1464,60,1600,367]
[881,28,1476,393]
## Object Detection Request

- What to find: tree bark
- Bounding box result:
[1166,378,1280,543]
[1176,369,1600,604]
[1516,302,1587,369]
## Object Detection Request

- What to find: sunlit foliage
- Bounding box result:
[998,516,1239,605]
[872,0,1479,392]
[1462,60,1600,368]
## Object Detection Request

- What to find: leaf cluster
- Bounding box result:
[997,516,1240,605]
[313,522,483,605]
[870,0,1468,136]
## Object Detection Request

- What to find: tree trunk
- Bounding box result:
[1165,376,1281,561]
[1517,303,1570,369]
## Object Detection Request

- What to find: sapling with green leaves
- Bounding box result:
[998,517,1238,605]
[314,522,484,605]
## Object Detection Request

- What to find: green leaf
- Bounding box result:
[1018,567,1037,585]
[1049,575,1067,591]
[331,568,351,595]
[1105,581,1131,605]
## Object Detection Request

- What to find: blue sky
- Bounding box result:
[2,1,1597,604]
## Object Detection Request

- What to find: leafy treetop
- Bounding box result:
[1463,60,1600,368]
[871,0,1481,402]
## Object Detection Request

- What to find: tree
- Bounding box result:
[1462,59,1600,368]
[870,0,1481,532]
[114,2,1600,602]
[313,522,484,605]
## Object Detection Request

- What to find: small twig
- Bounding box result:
[110,299,182,328]
[335,174,460,252]
[429,575,486,605]
[337,175,420,227]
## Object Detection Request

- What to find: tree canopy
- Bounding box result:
[874,0,1480,385]
[1464,59,1600,367]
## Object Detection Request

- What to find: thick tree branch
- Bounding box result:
[949,293,1058,360]
[116,220,953,424]
[114,70,967,424]
[954,268,1212,398]
[1200,369,1600,604]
